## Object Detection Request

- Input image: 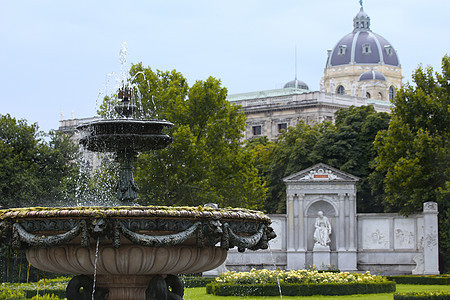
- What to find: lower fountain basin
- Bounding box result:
[0,206,275,299]
[27,244,227,275]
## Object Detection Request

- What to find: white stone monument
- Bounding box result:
[283,163,359,271]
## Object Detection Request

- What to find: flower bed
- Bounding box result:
[394,291,450,299]
[206,269,396,296]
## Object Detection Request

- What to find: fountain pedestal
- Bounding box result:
[96,275,153,299]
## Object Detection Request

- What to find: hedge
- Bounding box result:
[0,288,25,300]
[206,281,396,296]
[387,275,450,285]
[394,292,450,299]
[25,289,66,299]
[181,276,215,288]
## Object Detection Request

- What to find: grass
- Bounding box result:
[183,284,450,300]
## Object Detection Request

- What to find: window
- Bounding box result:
[378,92,383,100]
[362,43,371,55]
[385,45,393,56]
[252,125,262,136]
[366,92,371,99]
[337,85,345,95]
[389,86,395,100]
[338,45,347,56]
[278,123,287,133]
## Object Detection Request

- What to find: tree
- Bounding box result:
[374,55,450,272]
[100,64,266,209]
[312,105,391,212]
[260,121,323,212]
[256,105,390,214]
[0,114,79,208]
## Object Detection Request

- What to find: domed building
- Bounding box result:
[322,4,402,101]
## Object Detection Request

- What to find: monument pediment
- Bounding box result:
[282,163,359,183]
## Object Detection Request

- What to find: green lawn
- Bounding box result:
[184,284,450,300]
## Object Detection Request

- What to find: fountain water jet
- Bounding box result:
[0,48,276,299]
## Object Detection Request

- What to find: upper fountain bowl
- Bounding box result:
[77,119,173,153]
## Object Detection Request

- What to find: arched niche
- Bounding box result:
[306,200,337,251]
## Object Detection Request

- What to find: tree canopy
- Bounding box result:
[100,63,266,209]
[374,55,449,271]
[249,105,390,213]
[0,114,79,208]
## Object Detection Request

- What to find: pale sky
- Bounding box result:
[1,0,449,133]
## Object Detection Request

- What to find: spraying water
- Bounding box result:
[119,42,128,84]
[92,238,100,300]
[268,243,283,299]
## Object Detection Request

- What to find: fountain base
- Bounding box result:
[97,275,151,299]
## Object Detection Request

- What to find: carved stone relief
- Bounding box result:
[362,219,390,249]
[423,202,438,212]
[425,226,438,250]
[394,218,415,249]
[412,254,424,275]
[299,169,339,181]
[394,229,415,249]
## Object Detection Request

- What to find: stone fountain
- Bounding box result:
[0,84,275,299]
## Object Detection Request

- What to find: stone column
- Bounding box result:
[297,194,305,251]
[287,193,295,251]
[349,194,356,251]
[423,202,439,275]
[338,193,357,272]
[287,193,306,270]
[338,194,345,251]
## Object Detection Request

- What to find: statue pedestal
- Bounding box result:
[313,244,330,270]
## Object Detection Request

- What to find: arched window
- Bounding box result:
[362,43,371,54]
[366,92,371,99]
[337,85,345,95]
[378,92,383,100]
[389,86,395,100]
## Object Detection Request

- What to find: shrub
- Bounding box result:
[181,276,215,288]
[1,277,70,299]
[25,290,66,299]
[394,291,450,299]
[387,275,450,285]
[206,281,396,296]
[0,286,26,300]
[31,294,62,300]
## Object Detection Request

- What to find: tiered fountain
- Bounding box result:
[0,80,275,299]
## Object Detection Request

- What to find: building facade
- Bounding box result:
[229,4,401,141]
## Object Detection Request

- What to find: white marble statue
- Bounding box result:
[361,84,367,98]
[314,211,331,247]
[351,82,357,97]
[329,79,335,94]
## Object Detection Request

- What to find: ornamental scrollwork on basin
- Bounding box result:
[3,217,275,252]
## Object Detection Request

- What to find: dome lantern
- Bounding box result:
[353,6,370,32]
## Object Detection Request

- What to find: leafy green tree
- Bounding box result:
[261,121,323,212]
[374,55,450,272]
[256,106,390,214]
[0,114,79,208]
[100,64,266,209]
[312,105,391,212]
